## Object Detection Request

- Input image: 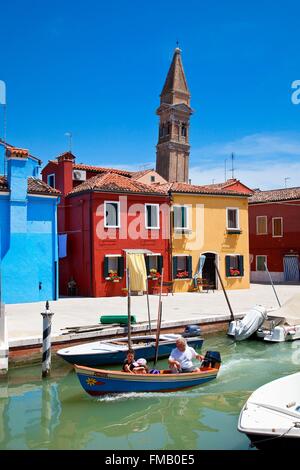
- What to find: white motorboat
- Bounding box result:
[238,372,300,449]
[256,294,300,342]
[227,305,267,341]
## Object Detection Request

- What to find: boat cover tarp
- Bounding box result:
[276,293,300,326]
[234,305,268,341]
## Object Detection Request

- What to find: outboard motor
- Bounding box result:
[201,351,221,369]
[182,324,201,337]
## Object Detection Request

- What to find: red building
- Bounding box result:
[249,187,300,283]
[42,153,170,297]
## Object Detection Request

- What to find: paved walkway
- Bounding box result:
[5,284,299,344]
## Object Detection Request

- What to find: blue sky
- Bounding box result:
[1,0,300,188]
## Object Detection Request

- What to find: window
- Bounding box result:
[104,255,124,279]
[256,216,267,235]
[150,175,155,183]
[181,124,187,137]
[174,206,188,229]
[104,201,120,228]
[47,174,55,188]
[256,255,267,271]
[225,255,244,277]
[272,217,283,237]
[227,208,239,230]
[173,255,192,279]
[145,204,159,229]
[145,255,163,277]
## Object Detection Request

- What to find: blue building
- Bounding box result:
[0,144,60,304]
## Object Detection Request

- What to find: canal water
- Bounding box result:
[0,332,299,450]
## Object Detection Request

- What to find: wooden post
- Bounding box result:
[146,278,151,333]
[0,260,8,375]
[127,269,132,349]
[154,268,164,365]
[41,301,54,378]
[264,262,281,307]
[214,261,235,322]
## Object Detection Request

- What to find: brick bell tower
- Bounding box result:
[156,47,193,183]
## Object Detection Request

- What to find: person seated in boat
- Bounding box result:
[168,337,204,373]
[122,349,136,373]
[132,358,149,374]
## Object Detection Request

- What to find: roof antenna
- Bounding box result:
[65,132,72,153]
[284,177,291,188]
[231,152,235,179]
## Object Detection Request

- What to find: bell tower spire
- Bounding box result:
[155,47,193,183]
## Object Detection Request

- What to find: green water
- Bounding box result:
[1,332,300,450]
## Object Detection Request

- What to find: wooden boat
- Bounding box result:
[238,371,300,449]
[74,351,221,396]
[57,333,203,367]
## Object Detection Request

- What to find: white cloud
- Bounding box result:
[190,132,300,189]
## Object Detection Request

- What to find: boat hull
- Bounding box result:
[75,364,219,395]
[57,337,203,366]
[246,433,300,450]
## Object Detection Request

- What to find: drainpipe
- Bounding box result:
[89,193,94,297]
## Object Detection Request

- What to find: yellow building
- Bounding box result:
[169,182,251,292]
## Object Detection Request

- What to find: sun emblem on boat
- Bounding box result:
[86,378,97,386]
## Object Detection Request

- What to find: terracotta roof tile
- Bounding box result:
[166,181,250,197]
[6,146,29,158]
[250,187,300,204]
[0,176,60,196]
[68,172,168,196]
[131,169,154,179]
[0,176,8,192]
[27,178,61,196]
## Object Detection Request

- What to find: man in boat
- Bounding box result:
[168,337,204,373]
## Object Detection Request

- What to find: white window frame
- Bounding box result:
[226,207,240,230]
[145,203,160,230]
[256,215,268,235]
[173,205,189,230]
[104,201,120,228]
[47,174,55,188]
[256,255,267,272]
[272,217,283,238]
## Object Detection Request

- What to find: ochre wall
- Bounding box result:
[171,193,250,292]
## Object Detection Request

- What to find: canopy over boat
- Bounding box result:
[228,305,267,341]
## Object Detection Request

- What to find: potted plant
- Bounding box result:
[176,270,189,279]
[106,270,122,282]
[229,268,240,277]
[149,268,161,281]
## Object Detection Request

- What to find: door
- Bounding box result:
[284,256,299,282]
[202,253,217,289]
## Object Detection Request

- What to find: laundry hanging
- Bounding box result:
[127,253,147,292]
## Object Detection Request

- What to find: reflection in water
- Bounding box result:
[0,333,300,450]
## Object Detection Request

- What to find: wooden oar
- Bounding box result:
[154,268,164,365]
[264,262,281,307]
[146,277,151,333]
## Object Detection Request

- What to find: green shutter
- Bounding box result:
[187,256,193,278]
[157,255,163,274]
[145,256,150,275]
[118,257,124,278]
[172,256,178,279]
[225,256,231,277]
[104,257,109,278]
[238,256,244,277]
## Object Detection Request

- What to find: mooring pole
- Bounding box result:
[214,261,235,322]
[0,261,8,375]
[146,278,151,333]
[264,262,281,307]
[41,301,54,378]
[127,269,132,350]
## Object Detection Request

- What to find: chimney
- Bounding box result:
[57,151,75,196]
[188,179,192,185]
